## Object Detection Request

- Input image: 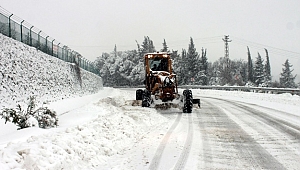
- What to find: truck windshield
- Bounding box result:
[149,58,168,71]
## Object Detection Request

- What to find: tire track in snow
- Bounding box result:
[232,102,300,140]
[227,102,300,169]
[203,96,300,140]
[195,101,218,169]
[173,113,193,170]
[202,97,286,169]
[148,113,182,170]
[196,100,264,169]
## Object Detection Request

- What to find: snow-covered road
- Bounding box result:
[1,88,300,169]
[99,89,300,170]
[194,97,300,169]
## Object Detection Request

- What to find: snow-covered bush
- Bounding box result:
[35,107,58,128]
[245,81,255,87]
[1,106,28,129]
[0,96,58,129]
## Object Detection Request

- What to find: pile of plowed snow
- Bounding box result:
[0,33,102,109]
[0,88,171,169]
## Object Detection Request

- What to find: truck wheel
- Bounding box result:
[136,89,143,100]
[183,89,193,113]
[142,89,151,107]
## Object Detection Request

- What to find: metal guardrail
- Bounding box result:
[0,6,99,75]
[179,85,300,95]
[113,85,300,95]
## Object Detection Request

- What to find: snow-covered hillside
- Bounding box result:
[0,33,103,109]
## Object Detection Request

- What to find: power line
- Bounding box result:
[70,36,224,50]
[231,36,300,56]
[166,36,223,43]
[232,39,300,59]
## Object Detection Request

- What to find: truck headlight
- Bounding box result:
[164,77,173,87]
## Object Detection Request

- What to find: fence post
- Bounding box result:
[86,60,90,71]
[64,48,67,61]
[52,39,55,56]
[83,59,86,70]
[20,20,24,42]
[86,60,88,70]
[57,43,61,59]
[8,14,13,37]
[68,49,71,62]
[30,26,33,46]
[63,46,66,61]
[45,36,49,54]
[38,30,42,50]
[84,58,85,69]
[72,51,76,63]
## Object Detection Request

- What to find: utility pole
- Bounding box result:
[222,35,232,58]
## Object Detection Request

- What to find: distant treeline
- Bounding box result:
[94,36,298,88]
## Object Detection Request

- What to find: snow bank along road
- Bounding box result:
[1,88,300,169]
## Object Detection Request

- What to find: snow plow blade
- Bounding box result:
[131,100,142,106]
[193,99,201,108]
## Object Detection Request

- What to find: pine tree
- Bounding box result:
[141,36,156,54]
[180,49,187,85]
[171,50,180,73]
[264,48,271,86]
[209,60,220,85]
[253,52,265,86]
[247,46,254,83]
[198,48,208,85]
[136,36,156,58]
[219,57,233,85]
[186,37,199,84]
[280,59,296,88]
[240,62,248,84]
[161,39,169,52]
[230,59,247,86]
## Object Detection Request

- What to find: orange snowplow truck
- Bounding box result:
[135,52,200,113]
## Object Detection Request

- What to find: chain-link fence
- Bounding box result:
[0,7,99,75]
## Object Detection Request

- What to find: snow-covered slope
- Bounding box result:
[0,88,171,169]
[0,33,103,109]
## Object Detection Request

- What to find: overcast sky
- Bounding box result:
[1,0,300,81]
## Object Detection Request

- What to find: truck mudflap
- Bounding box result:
[193,99,201,108]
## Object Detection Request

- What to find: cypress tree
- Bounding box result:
[247,46,254,83]
[113,44,117,58]
[264,48,271,86]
